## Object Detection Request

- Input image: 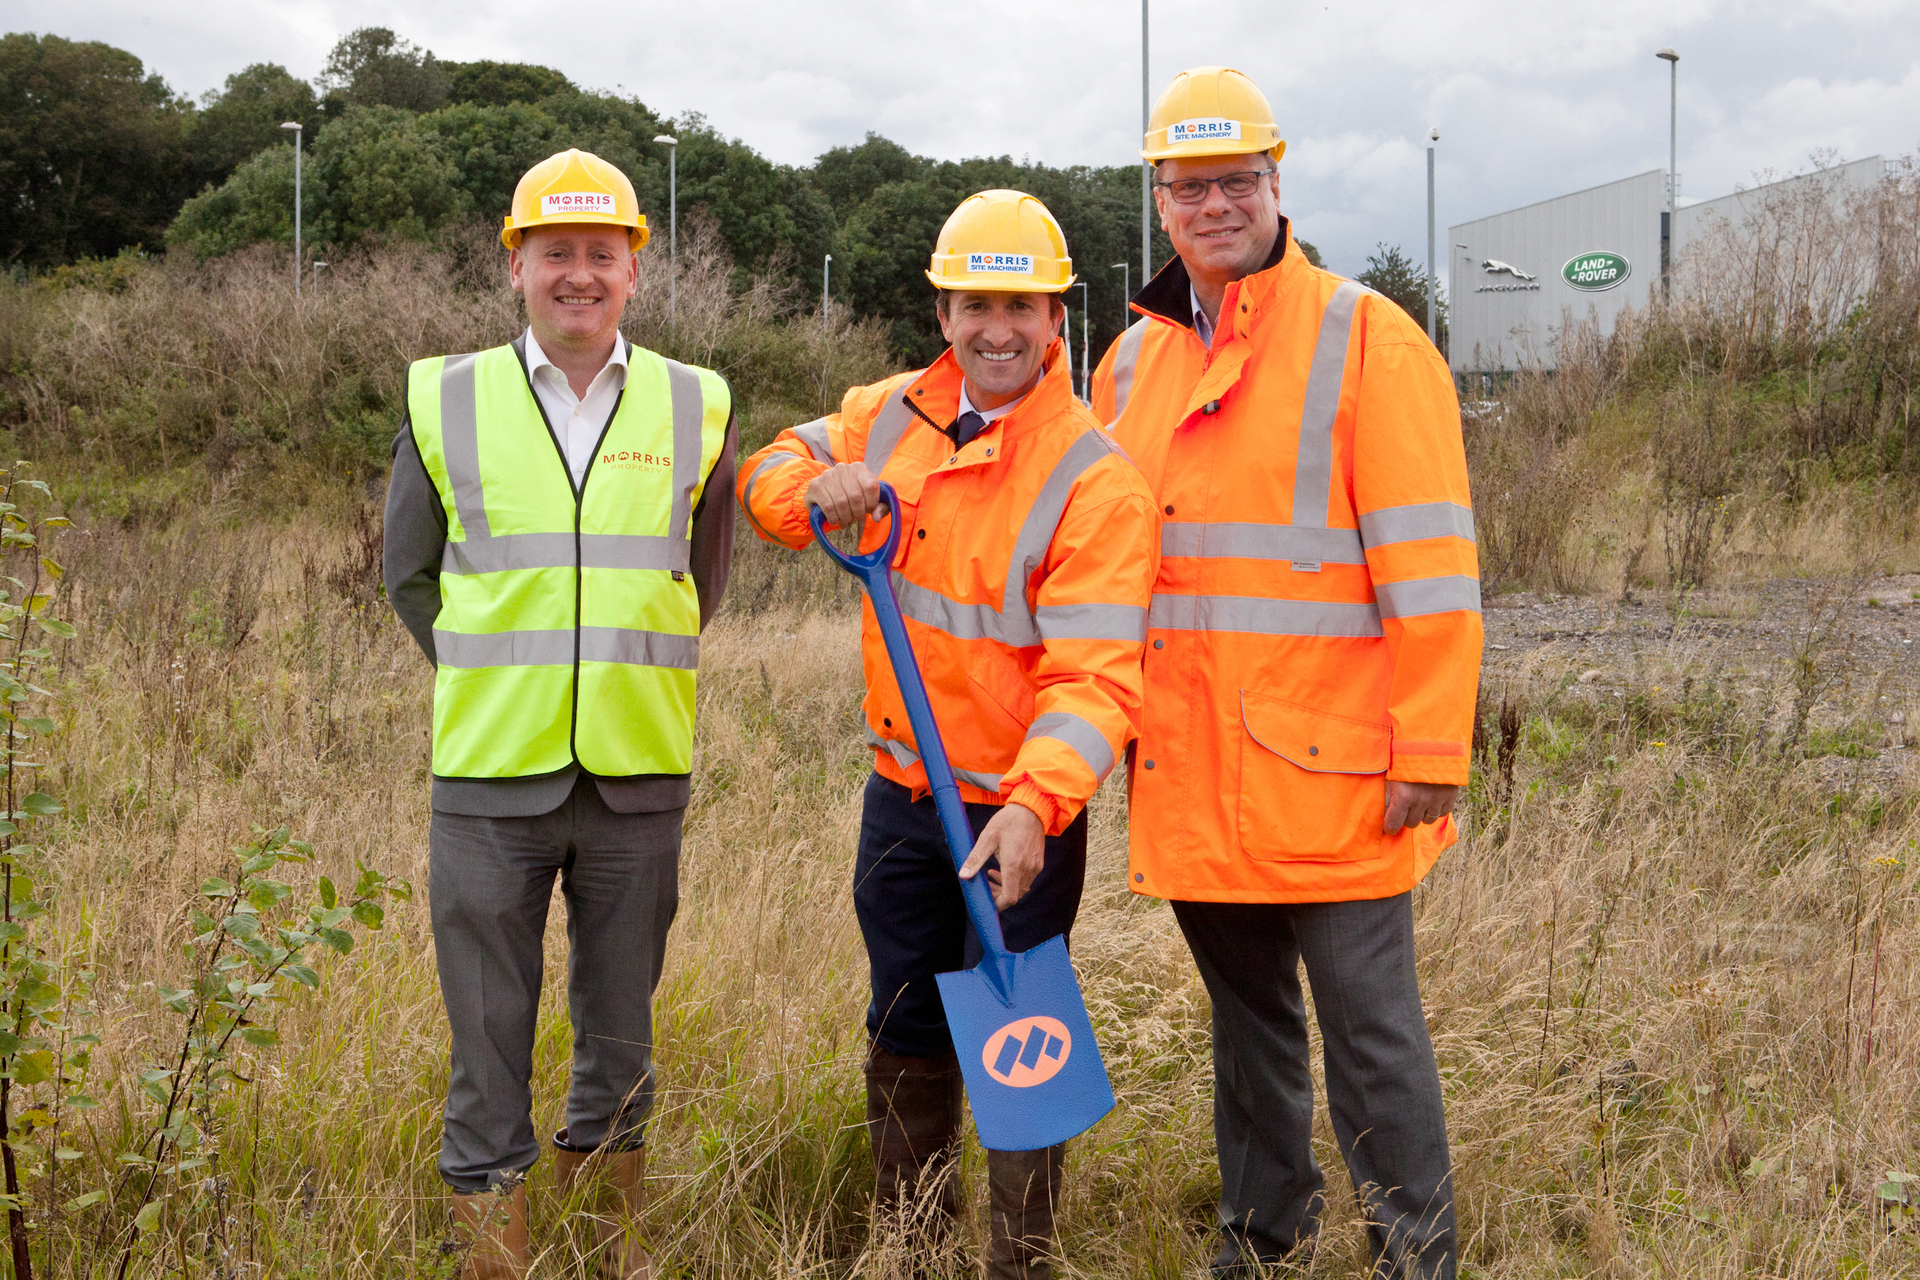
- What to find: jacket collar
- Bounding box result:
[1132,216,1295,331]
[900,339,1076,445]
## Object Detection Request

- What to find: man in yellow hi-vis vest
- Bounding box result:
[383,149,735,1280]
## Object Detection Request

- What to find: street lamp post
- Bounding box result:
[822,254,832,314]
[280,122,302,295]
[652,134,678,323]
[1427,127,1439,344]
[1072,281,1089,402]
[1656,48,1678,296]
[1140,0,1151,283]
[1110,263,1129,329]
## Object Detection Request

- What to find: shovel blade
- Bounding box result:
[935,935,1115,1151]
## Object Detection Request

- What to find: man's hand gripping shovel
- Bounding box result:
[811,484,1116,1150]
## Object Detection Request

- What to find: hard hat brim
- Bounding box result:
[502,216,650,252]
[925,270,1075,294]
[1141,138,1286,164]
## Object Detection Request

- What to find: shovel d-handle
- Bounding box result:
[810,485,1017,1005]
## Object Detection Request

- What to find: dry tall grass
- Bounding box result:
[0,488,1904,1278]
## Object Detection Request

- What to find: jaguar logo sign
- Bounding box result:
[1563,251,1631,292]
[1474,258,1541,293]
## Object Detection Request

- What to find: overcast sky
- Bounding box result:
[11,0,1920,289]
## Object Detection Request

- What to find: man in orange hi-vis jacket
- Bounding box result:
[1092,68,1479,1280]
[739,190,1157,1280]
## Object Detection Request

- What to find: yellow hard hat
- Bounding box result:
[1141,66,1286,164]
[924,190,1074,293]
[501,148,650,251]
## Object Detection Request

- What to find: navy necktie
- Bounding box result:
[952,410,986,447]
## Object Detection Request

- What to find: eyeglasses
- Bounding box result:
[1152,170,1274,205]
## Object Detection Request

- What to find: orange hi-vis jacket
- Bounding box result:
[1091,220,1481,903]
[739,342,1160,835]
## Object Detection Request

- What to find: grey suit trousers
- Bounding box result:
[429,776,681,1192]
[1172,893,1455,1280]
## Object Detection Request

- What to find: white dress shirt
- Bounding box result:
[957,383,1028,427]
[522,327,629,485]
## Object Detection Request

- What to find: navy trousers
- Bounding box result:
[852,772,1087,1059]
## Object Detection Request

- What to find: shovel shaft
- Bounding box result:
[810,487,1013,970]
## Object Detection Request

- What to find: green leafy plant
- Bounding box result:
[0,461,91,1280]
[110,826,409,1276]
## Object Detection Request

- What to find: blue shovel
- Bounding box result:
[811,483,1116,1151]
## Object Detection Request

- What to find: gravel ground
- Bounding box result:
[1480,571,1920,793]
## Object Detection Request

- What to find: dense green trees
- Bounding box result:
[1356,241,1448,354]
[2,24,1342,364]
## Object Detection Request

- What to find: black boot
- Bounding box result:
[864,1040,963,1229]
[984,1144,1065,1279]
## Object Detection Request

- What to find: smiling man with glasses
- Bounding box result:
[1092,68,1480,1280]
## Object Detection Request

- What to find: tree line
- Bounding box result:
[0,27,1445,365]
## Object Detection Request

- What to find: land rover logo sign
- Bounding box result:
[1563,251,1631,292]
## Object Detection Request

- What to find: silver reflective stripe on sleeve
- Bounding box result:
[443,532,684,575]
[578,626,701,669]
[663,359,706,572]
[1374,575,1482,618]
[792,418,836,463]
[1289,281,1364,531]
[1108,318,1150,421]
[1149,593,1384,638]
[1023,711,1116,781]
[1035,602,1148,641]
[862,393,916,476]
[439,353,488,538]
[1160,522,1367,565]
[1359,502,1476,548]
[863,726,1006,792]
[740,450,809,541]
[894,575,1039,647]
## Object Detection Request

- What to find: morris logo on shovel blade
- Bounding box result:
[984,1016,1071,1087]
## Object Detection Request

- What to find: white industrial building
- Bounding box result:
[1448,156,1887,374]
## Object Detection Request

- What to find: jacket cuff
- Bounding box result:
[1006,781,1071,837]
[1387,740,1469,786]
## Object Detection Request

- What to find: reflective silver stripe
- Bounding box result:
[663,359,705,571]
[439,353,488,538]
[862,393,916,476]
[443,532,683,575]
[894,574,1039,647]
[433,626,698,669]
[579,626,700,669]
[1023,711,1116,781]
[1109,317,1150,421]
[433,628,573,668]
[1359,502,1476,548]
[1160,522,1366,565]
[1149,593,1383,638]
[741,450,808,541]
[1374,575,1482,618]
[1002,429,1121,616]
[1290,281,1364,529]
[864,727,1005,792]
[792,418,835,463]
[1036,602,1148,642]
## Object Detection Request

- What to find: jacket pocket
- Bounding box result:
[1236,689,1388,862]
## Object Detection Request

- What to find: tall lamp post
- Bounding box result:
[1110,263,1129,329]
[652,134,677,323]
[1426,127,1439,344]
[822,254,832,314]
[1072,280,1089,402]
[280,122,302,295]
[1656,48,1678,296]
[1140,0,1151,283]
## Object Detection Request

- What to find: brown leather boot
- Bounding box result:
[984,1144,1065,1279]
[864,1041,963,1228]
[450,1181,529,1280]
[553,1131,654,1279]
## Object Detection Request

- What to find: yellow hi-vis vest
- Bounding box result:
[406,339,730,780]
